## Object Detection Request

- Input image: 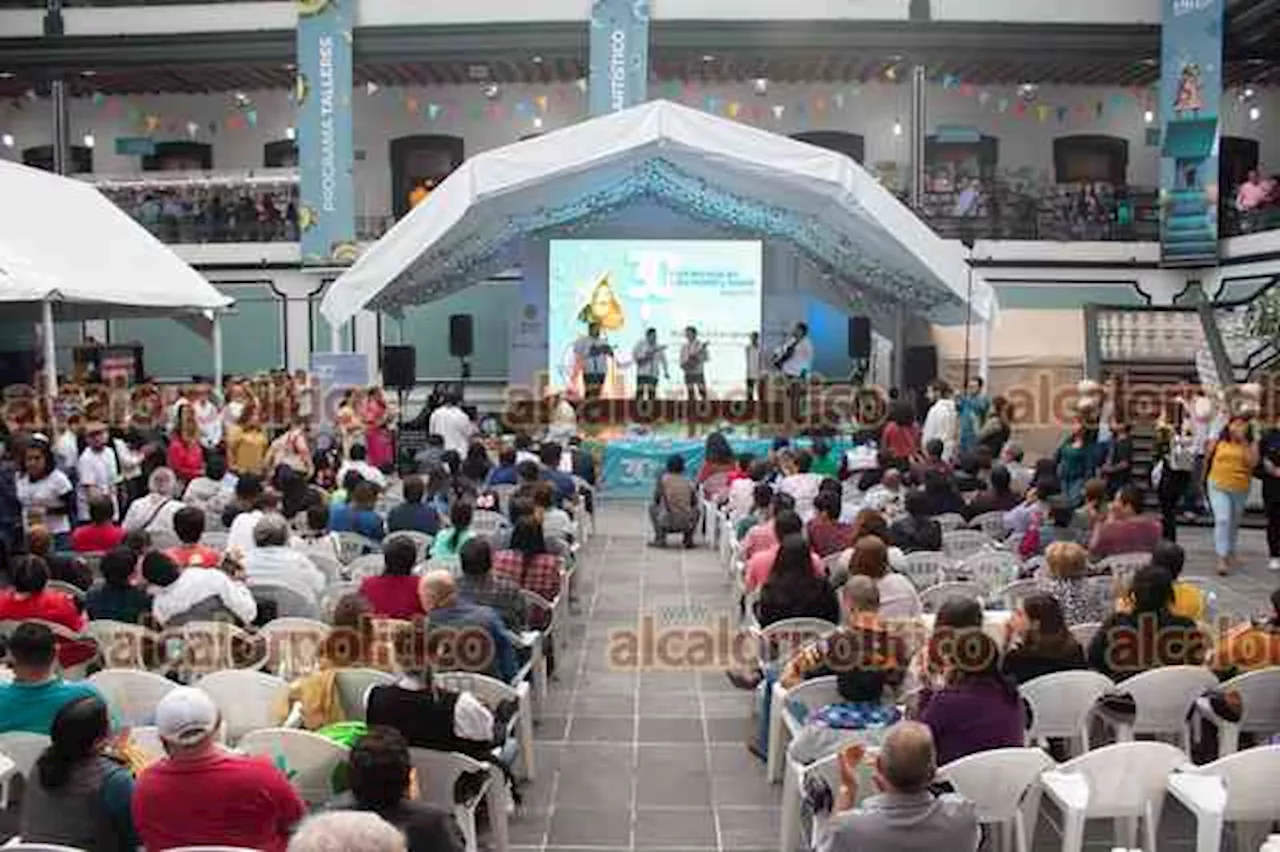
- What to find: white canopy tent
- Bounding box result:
[0,159,234,395]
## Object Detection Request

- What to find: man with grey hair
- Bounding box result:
[418,569,517,682]
[121,465,184,541]
[1000,442,1034,496]
[815,721,979,852]
[243,513,327,602]
[288,812,407,852]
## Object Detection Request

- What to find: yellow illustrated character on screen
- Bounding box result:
[576,274,626,332]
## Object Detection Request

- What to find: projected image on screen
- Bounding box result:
[548,240,763,399]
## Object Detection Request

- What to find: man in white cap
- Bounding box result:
[133,686,306,852]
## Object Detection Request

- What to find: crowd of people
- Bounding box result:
[98,182,300,243]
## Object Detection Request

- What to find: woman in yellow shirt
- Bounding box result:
[226,402,270,477]
[1204,414,1259,575]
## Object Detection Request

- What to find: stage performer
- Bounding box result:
[362,386,394,470]
[773,322,813,423]
[574,322,615,401]
[632,328,669,405]
[680,326,710,404]
[745,331,763,405]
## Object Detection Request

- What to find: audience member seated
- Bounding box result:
[1211,587,1280,677]
[338,444,388,490]
[951,453,986,495]
[922,470,965,518]
[133,686,306,852]
[493,514,564,613]
[330,470,364,508]
[289,811,408,852]
[1116,540,1206,623]
[1038,541,1108,626]
[1000,593,1086,684]
[0,554,93,669]
[71,495,127,553]
[164,505,223,569]
[1000,443,1034,496]
[960,465,1020,521]
[915,629,1024,766]
[778,449,822,518]
[486,448,520,486]
[807,490,857,558]
[121,466,184,540]
[850,510,908,572]
[755,533,840,627]
[365,669,496,762]
[457,537,528,631]
[736,483,775,542]
[1030,498,1084,555]
[1087,563,1206,680]
[387,475,440,536]
[533,481,576,551]
[361,535,427,621]
[28,524,93,590]
[326,726,466,852]
[331,480,388,543]
[1089,485,1161,560]
[0,623,106,735]
[244,514,327,601]
[418,570,517,682]
[912,438,952,481]
[539,442,577,505]
[144,550,257,628]
[1073,478,1108,536]
[649,453,699,549]
[813,724,979,852]
[861,467,906,517]
[85,547,152,624]
[889,491,943,554]
[299,503,343,563]
[1003,479,1060,542]
[781,575,907,699]
[182,454,233,517]
[222,471,264,530]
[746,509,821,592]
[19,695,138,851]
[428,501,475,560]
[850,535,922,619]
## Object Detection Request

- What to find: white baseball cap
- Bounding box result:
[154,686,219,745]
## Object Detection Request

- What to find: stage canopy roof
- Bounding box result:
[0,159,233,322]
[320,98,995,327]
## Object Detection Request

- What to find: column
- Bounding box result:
[978,318,991,386]
[46,0,69,175]
[891,302,906,390]
[908,65,927,211]
[212,312,224,390]
[42,300,58,398]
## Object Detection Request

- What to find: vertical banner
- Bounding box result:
[588,0,650,117]
[296,0,357,266]
[1158,0,1223,267]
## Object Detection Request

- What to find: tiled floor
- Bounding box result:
[508,502,1279,852]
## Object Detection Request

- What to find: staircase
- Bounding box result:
[1162,188,1218,263]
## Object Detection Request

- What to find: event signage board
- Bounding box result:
[296,0,357,266]
[588,0,650,116]
[309,352,368,427]
[114,137,157,156]
[1158,0,1223,266]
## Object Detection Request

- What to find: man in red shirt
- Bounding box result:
[70,495,126,553]
[133,686,306,852]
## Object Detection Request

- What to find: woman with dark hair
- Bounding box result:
[1000,593,1086,684]
[429,500,475,559]
[881,400,921,465]
[166,403,205,488]
[806,490,856,558]
[849,535,921,619]
[0,554,93,669]
[916,629,1024,765]
[461,442,492,485]
[16,436,74,550]
[1088,564,1206,680]
[699,432,737,485]
[20,695,138,851]
[756,534,840,627]
[922,469,964,516]
[85,547,152,624]
[493,514,563,606]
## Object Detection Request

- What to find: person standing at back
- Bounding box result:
[132,687,306,852]
[387,475,441,536]
[1204,413,1259,575]
[428,388,474,456]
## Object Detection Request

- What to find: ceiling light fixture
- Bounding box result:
[892,120,903,136]
[1143,110,1154,124]
[701,54,716,63]
[0,72,14,80]
[285,126,296,140]
[82,133,95,148]
[752,77,768,96]
[80,70,96,78]
[532,55,544,64]
[1,133,13,148]
[533,116,544,129]
[1249,106,1261,121]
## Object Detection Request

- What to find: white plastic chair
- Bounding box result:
[258,617,332,680]
[335,531,380,564]
[821,549,851,584]
[320,581,362,620]
[344,553,386,581]
[88,669,177,727]
[935,512,968,531]
[126,725,168,766]
[918,581,986,613]
[766,675,843,783]
[435,671,536,781]
[199,531,229,550]
[335,667,398,720]
[1040,741,1188,852]
[1020,670,1115,756]
[948,551,1020,597]
[85,620,158,670]
[237,727,350,807]
[1097,551,1152,587]
[1190,666,1280,758]
[46,580,85,601]
[900,551,952,589]
[195,670,290,744]
[248,579,322,620]
[1093,665,1218,751]
[754,617,838,668]
[1166,744,1280,852]
[0,733,48,807]
[387,530,433,562]
[471,510,511,542]
[998,578,1042,612]
[969,510,1010,539]
[936,747,1056,852]
[1,843,90,851]
[302,550,344,586]
[168,620,268,675]
[942,528,994,560]
[1068,622,1101,648]
[409,748,509,852]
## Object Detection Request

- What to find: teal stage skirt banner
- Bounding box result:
[296,0,357,266]
[1158,0,1223,267]
[589,0,650,116]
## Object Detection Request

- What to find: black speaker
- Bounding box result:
[848,316,872,359]
[449,314,474,358]
[383,345,416,390]
[904,345,938,390]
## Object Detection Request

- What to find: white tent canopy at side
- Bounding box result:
[0,159,234,394]
[320,98,996,334]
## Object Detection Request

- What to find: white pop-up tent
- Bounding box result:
[321,99,996,338]
[0,159,234,394]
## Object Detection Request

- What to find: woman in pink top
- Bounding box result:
[745,509,823,591]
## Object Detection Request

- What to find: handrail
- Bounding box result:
[1196,302,1235,389]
